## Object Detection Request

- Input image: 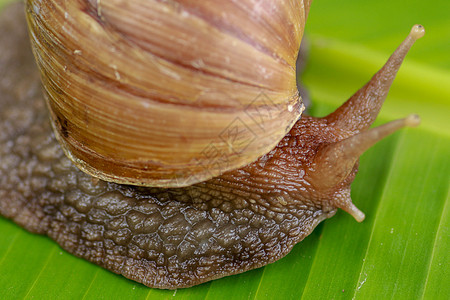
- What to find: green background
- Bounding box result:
[0,0,448,299]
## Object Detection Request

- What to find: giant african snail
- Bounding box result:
[0,0,424,289]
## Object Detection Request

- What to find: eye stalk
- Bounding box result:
[327,25,425,133]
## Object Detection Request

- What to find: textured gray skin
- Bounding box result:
[0,3,331,289]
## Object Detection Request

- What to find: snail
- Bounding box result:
[0,0,425,290]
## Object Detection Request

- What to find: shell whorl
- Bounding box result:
[26,0,309,187]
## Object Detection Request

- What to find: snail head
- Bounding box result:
[237,25,424,222]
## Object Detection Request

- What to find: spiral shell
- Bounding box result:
[25,0,308,187]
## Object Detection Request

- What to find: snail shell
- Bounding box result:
[26,0,310,187]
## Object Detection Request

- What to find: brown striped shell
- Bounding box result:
[25,0,311,187]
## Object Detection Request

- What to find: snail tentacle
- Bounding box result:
[309,114,421,192]
[327,24,425,133]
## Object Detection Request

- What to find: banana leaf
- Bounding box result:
[0,0,448,299]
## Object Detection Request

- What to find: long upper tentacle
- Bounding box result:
[326,25,425,133]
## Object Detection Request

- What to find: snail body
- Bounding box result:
[0,1,424,289]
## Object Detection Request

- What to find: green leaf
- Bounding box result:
[0,0,448,299]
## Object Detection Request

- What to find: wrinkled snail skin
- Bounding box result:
[0,2,424,290]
